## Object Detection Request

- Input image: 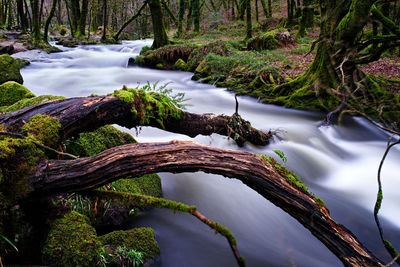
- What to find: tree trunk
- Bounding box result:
[192,0,200,32]
[246,0,252,39]
[79,0,89,36]
[148,0,169,48]
[43,0,58,42]
[177,0,185,36]
[101,0,107,41]
[29,140,384,267]
[30,0,42,44]
[17,0,28,33]
[297,0,313,37]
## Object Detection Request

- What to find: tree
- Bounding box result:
[16,0,28,33]
[264,0,400,131]
[43,0,58,42]
[0,87,389,266]
[148,0,169,48]
[30,0,42,43]
[67,0,89,37]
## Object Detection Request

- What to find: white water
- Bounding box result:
[14,40,400,266]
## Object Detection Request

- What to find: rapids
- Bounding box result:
[13,40,400,267]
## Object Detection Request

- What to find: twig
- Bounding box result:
[374,134,400,264]
[385,255,400,267]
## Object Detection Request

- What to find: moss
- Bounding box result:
[113,87,182,128]
[92,190,195,214]
[114,174,162,197]
[65,125,136,157]
[247,30,280,51]
[0,54,24,84]
[173,58,188,70]
[0,81,35,107]
[0,134,41,201]
[99,228,160,259]
[260,155,325,207]
[21,114,61,148]
[42,211,101,267]
[0,95,65,114]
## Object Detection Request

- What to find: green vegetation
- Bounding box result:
[0,55,24,85]
[113,84,184,128]
[0,82,35,107]
[0,95,65,114]
[42,211,101,267]
[99,228,160,259]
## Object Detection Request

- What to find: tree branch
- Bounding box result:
[0,95,272,146]
[113,0,148,40]
[31,141,384,267]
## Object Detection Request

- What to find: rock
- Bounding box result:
[99,228,160,260]
[0,81,35,107]
[0,54,24,84]
[173,58,187,71]
[128,57,135,66]
[42,211,101,267]
[0,44,14,55]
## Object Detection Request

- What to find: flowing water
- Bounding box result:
[13,40,400,267]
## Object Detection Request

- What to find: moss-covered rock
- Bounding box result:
[99,228,160,259]
[173,58,188,71]
[0,81,35,107]
[247,30,280,51]
[0,54,24,84]
[42,211,101,267]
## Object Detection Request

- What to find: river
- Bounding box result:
[13,40,400,267]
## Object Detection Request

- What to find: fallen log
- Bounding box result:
[31,140,384,267]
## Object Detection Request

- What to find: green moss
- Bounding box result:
[173,58,188,70]
[42,211,101,267]
[114,174,162,197]
[0,133,41,201]
[65,125,136,157]
[113,88,182,128]
[247,31,280,51]
[0,95,65,114]
[0,81,35,107]
[0,54,24,84]
[21,114,61,148]
[260,155,325,206]
[99,228,160,259]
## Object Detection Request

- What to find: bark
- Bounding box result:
[259,0,269,18]
[0,95,271,146]
[148,0,169,48]
[101,0,107,41]
[16,0,28,33]
[43,0,58,42]
[30,0,42,43]
[297,0,313,37]
[192,0,200,32]
[177,0,185,36]
[30,140,384,267]
[246,0,252,39]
